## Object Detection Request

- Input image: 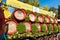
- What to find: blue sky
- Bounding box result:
[2,0,60,8]
[38,0,60,8]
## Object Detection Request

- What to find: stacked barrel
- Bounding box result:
[4,9,60,40]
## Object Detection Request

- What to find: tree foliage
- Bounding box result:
[19,0,40,7]
[43,6,48,11]
[49,7,58,18]
[49,7,56,12]
[23,0,28,3]
[58,5,60,19]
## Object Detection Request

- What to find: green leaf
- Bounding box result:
[44,18,47,23]
[54,25,58,32]
[34,12,38,16]
[32,24,38,33]
[50,20,52,23]
[48,24,53,32]
[26,10,31,15]
[41,24,46,32]
[16,22,26,33]
[25,16,30,21]
[36,18,39,22]
[58,25,60,32]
